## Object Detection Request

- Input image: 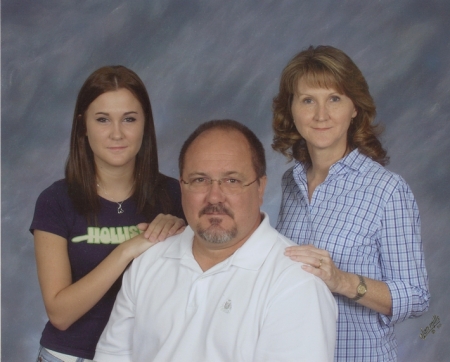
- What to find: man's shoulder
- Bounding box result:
[132,230,191,269]
[260,227,319,284]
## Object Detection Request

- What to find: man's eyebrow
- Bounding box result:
[222,171,244,177]
[186,172,209,177]
[186,171,244,178]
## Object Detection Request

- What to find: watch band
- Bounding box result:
[351,274,367,301]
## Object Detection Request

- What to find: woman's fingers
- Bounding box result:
[142,214,186,241]
[285,245,327,266]
[285,245,342,290]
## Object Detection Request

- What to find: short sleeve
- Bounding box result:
[29,180,72,239]
[254,267,338,361]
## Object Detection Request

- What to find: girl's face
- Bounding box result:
[85,88,145,172]
[291,78,357,158]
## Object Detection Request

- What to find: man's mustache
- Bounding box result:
[199,204,234,219]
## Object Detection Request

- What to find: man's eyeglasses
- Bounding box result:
[181,177,259,195]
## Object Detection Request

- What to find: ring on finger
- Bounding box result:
[318,258,323,269]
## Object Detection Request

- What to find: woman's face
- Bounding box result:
[291,78,357,159]
[85,88,145,172]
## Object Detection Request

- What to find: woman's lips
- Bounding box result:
[107,146,127,151]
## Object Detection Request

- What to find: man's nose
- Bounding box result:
[205,180,226,203]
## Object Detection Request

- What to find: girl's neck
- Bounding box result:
[96,165,135,202]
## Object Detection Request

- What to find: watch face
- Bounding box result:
[357,284,367,295]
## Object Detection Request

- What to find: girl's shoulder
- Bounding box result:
[36,179,71,205]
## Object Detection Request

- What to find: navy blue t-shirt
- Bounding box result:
[30,178,183,359]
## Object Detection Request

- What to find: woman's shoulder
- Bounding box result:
[155,173,184,219]
[31,179,76,236]
[361,157,406,185]
[357,156,414,200]
[157,174,181,196]
[36,179,70,202]
[160,174,180,187]
[281,163,298,180]
[33,179,77,215]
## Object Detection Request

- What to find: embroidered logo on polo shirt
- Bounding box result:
[221,299,232,314]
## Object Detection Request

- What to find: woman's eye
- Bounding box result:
[124,117,136,123]
[330,96,341,102]
[302,98,313,104]
[96,117,108,123]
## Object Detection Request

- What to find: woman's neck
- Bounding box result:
[96,165,135,202]
[306,146,349,201]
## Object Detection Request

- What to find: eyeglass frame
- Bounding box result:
[180,176,260,195]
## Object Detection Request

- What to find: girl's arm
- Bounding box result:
[35,214,185,331]
[35,228,155,331]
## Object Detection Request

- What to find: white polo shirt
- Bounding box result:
[95,213,337,362]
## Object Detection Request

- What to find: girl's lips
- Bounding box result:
[107,146,127,151]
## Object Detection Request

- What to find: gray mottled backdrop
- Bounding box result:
[2,1,449,360]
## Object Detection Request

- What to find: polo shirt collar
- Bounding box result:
[164,226,195,259]
[163,212,277,272]
[229,212,278,271]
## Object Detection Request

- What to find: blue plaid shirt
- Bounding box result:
[276,150,429,362]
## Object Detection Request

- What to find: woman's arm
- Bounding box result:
[284,178,430,318]
[35,227,156,331]
[285,245,392,315]
[34,214,185,331]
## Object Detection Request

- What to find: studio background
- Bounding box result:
[2,1,449,360]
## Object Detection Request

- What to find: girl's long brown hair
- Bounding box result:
[65,65,172,223]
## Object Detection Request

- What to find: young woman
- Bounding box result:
[272,46,430,361]
[30,66,185,361]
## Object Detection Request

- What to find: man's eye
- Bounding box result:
[192,177,207,184]
[224,178,241,184]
